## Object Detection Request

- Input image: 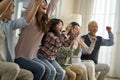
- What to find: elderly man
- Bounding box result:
[81,21,114,80]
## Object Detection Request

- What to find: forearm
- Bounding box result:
[101,32,114,46]
[82,42,95,55]
[0,0,12,14]
[47,0,58,18]
[25,0,42,23]
[86,42,95,54]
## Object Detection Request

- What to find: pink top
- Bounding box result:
[15,0,58,59]
[15,19,44,59]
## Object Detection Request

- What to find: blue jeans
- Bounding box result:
[37,54,65,80]
[15,57,46,80]
[32,58,51,80]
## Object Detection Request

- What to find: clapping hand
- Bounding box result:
[91,36,97,43]
[70,26,80,38]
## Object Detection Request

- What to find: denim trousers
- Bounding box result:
[15,57,47,80]
[37,54,65,80]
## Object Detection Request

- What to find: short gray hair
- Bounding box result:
[88,21,97,27]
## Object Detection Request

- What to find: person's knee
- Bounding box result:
[104,64,110,72]
[45,65,51,74]
[33,64,46,74]
[25,70,33,80]
[80,65,87,74]
[22,69,33,80]
[17,69,33,80]
[59,69,65,76]
[77,69,83,77]
[68,72,76,80]
[9,63,20,74]
[50,67,57,75]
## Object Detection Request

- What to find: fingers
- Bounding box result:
[66,24,71,33]
[106,26,111,32]
[91,36,97,42]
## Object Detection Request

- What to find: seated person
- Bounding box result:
[57,22,96,80]
[81,21,114,80]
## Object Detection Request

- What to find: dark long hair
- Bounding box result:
[35,0,49,33]
[36,13,49,33]
[41,18,63,46]
[67,22,80,35]
[48,18,63,34]
[70,22,80,28]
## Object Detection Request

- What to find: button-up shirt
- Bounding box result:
[38,31,74,60]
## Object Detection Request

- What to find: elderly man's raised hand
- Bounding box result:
[106,26,111,33]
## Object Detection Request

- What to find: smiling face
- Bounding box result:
[88,21,98,36]
[37,0,48,15]
[55,21,63,34]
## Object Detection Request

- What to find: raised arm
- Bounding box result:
[101,26,114,46]
[47,0,58,18]
[0,0,12,15]
[25,0,42,23]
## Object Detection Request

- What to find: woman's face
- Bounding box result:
[37,0,48,14]
[70,25,80,38]
[55,22,63,34]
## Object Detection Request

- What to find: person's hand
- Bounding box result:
[35,0,42,5]
[66,24,71,33]
[91,36,97,43]
[71,26,80,38]
[106,26,111,33]
[78,38,84,44]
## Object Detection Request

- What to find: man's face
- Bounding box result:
[88,22,98,36]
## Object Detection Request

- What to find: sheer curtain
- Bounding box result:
[91,0,120,78]
[77,0,120,78]
[76,0,95,35]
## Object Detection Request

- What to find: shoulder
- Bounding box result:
[81,34,89,39]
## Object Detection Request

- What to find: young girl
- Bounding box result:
[37,18,80,80]
[57,22,96,80]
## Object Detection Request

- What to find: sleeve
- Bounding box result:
[101,32,114,46]
[60,32,75,47]
[47,0,58,18]
[82,42,95,55]
[10,17,28,30]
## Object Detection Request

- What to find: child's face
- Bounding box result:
[3,1,14,20]
[56,22,63,34]
[38,0,48,14]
